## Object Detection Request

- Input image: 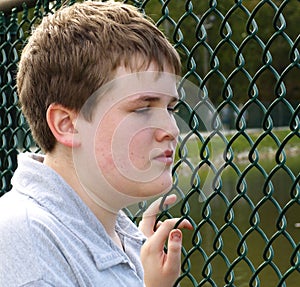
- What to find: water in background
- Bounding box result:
[174,155,300,287]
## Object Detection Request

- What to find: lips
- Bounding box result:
[153,149,174,165]
[164,150,173,158]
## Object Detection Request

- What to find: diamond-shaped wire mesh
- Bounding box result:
[0,0,299,286]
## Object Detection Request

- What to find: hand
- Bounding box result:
[139,195,193,287]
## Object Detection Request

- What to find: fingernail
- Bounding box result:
[171,230,182,242]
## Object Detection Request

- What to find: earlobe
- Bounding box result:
[46,103,81,148]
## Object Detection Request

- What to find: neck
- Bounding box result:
[43,148,119,237]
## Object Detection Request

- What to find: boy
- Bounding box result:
[0,1,192,286]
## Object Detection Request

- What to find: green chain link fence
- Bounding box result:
[1,0,299,286]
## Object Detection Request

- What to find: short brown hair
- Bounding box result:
[17,0,181,152]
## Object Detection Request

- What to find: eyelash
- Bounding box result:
[167,106,179,114]
[134,107,151,113]
[134,106,178,114]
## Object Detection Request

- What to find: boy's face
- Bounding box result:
[73,63,179,208]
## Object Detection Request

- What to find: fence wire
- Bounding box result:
[0,0,299,286]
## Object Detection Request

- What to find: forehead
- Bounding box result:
[113,66,178,97]
[97,68,179,102]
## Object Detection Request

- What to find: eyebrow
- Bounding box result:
[128,94,179,105]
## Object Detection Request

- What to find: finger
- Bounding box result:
[174,218,194,231]
[143,194,177,218]
[139,195,177,237]
[148,217,193,235]
[145,218,192,251]
[164,229,182,275]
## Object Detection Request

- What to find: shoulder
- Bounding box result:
[0,191,44,285]
[0,190,49,252]
[0,190,64,250]
[0,191,32,237]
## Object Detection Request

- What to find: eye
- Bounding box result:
[134,106,151,113]
[167,106,179,114]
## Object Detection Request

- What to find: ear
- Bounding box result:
[46,103,81,148]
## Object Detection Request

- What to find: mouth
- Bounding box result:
[153,149,174,165]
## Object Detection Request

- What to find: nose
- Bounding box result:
[154,113,179,142]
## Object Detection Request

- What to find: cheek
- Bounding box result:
[92,112,160,184]
[94,144,114,172]
[128,130,153,167]
[92,117,145,173]
[93,120,116,172]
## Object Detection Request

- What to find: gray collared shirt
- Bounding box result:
[0,153,146,287]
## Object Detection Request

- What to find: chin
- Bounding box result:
[103,169,174,200]
[139,177,173,199]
